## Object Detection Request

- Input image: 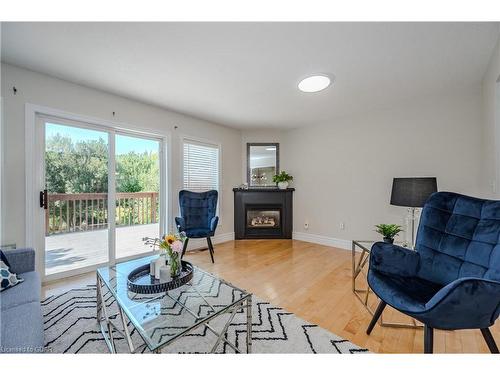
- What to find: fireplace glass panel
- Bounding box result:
[246,209,280,228]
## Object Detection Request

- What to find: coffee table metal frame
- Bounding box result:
[96,265,252,354]
[352,240,423,329]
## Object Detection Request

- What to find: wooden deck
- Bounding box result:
[45,223,159,275]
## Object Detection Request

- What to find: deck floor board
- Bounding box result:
[45,223,159,275]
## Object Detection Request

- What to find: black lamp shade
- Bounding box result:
[390,177,437,208]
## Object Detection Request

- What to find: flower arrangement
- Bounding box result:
[159,232,186,277]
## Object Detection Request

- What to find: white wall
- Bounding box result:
[482,33,500,199]
[280,87,486,243]
[1,63,242,248]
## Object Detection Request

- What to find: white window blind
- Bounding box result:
[183,140,220,192]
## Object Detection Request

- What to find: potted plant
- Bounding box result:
[374,224,403,244]
[273,171,293,190]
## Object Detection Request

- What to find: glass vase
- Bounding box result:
[169,253,182,277]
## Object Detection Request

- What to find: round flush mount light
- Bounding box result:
[297,74,332,93]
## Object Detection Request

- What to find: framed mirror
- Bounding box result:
[247,143,279,187]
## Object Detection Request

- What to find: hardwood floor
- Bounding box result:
[42,239,500,353]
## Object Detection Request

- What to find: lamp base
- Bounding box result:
[405,207,421,249]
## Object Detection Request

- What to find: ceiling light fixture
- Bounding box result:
[298,75,331,93]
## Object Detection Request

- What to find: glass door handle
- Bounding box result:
[40,189,48,209]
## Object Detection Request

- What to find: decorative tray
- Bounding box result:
[127,260,194,294]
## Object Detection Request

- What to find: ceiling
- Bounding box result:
[1,22,498,129]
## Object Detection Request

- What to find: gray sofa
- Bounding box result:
[0,248,44,353]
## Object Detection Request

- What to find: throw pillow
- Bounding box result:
[0,249,11,267]
[0,251,24,292]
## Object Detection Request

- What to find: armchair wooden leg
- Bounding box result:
[424,325,434,354]
[181,238,189,259]
[480,328,499,353]
[206,236,215,263]
[366,301,386,335]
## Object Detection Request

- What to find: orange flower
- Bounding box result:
[164,234,176,245]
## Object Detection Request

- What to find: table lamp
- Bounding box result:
[390,177,438,248]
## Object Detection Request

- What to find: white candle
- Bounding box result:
[154,257,164,279]
[159,266,170,281]
[150,260,156,276]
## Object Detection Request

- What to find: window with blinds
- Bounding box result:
[183,140,220,192]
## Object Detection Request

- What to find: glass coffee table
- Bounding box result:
[96,255,252,353]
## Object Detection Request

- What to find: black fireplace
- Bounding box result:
[233,188,293,239]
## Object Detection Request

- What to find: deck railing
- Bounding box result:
[46,192,159,235]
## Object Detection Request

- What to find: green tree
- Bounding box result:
[45,135,108,193]
[45,135,159,194]
[116,152,159,193]
[45,135,73,193]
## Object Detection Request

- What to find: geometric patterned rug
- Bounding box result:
[42,285,368,354]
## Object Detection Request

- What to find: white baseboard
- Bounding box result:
[186,232,235,250]
[292,231,351,250]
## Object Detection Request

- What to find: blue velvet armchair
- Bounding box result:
[175,190,219,263]
[366,192,500,353]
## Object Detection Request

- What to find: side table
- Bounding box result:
[352,240,423,329]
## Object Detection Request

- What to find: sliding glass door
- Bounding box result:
[41,117,165,279]
[115,134,161,259]
[44,122,110,275]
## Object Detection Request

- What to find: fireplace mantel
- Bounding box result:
[233,188,294,239]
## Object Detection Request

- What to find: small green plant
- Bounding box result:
[272,171,293,183]
[374,224,403,239]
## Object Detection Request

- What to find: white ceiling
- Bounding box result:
[1,22,498,129]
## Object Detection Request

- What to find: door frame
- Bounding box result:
[25,103,171,281]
